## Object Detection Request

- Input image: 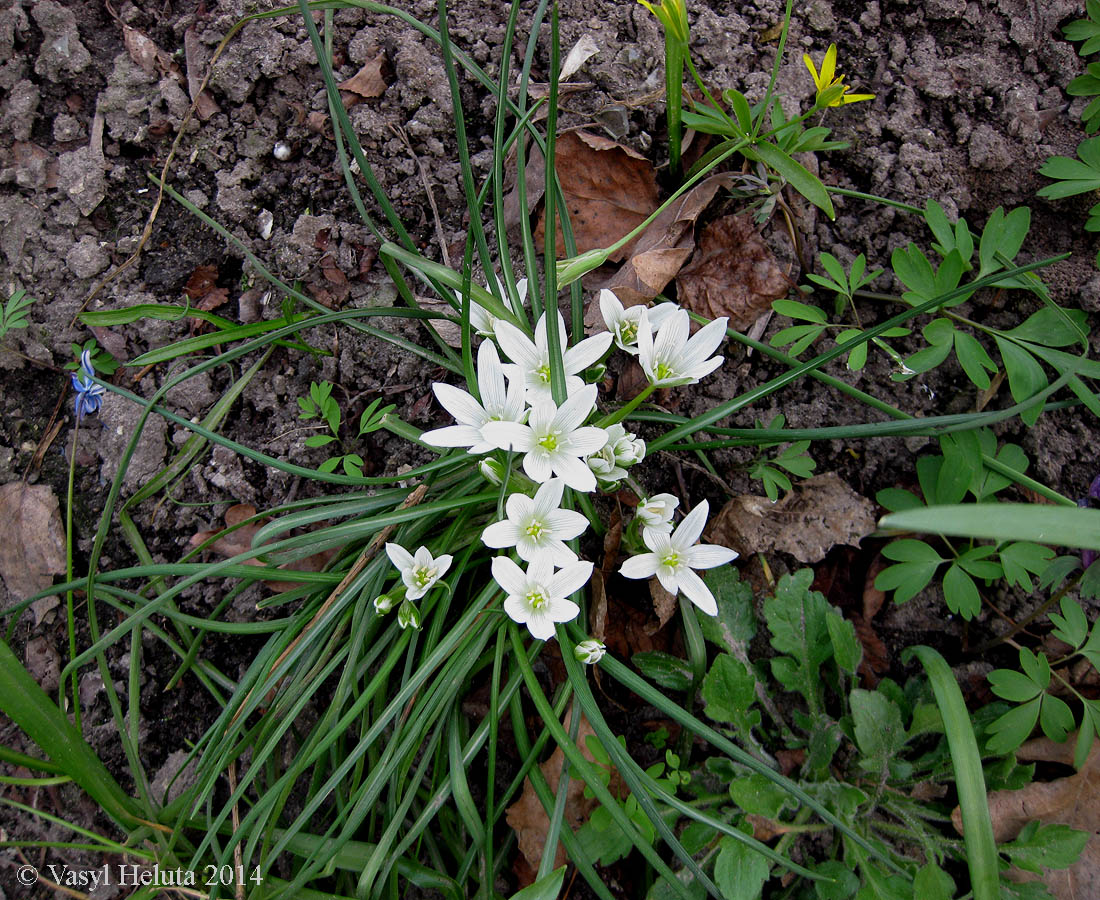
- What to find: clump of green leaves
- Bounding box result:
[1063,0,1100,133]
[636,569,1085,898]
[747,415,816,500]
[985,596,1100,768]
[1038,136,1100,265]
[63,338,119,376]
[297,380,393,477]
[875,429,1054,617]
[0,289,37,342]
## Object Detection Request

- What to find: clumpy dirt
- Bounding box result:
[2,0,1099,895]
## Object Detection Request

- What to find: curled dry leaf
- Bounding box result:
[706,472,877,564]
[0,482,67,601]
[122,25,174,78]
[676,212,793,331]
[560,33,599,80]
[534,129,659,262]
[953,736,1100,900]
[189,503,334,592]
[506,710,601,874]
[183,25,219,121]
[339,52,388,103]
[593,173,736,319]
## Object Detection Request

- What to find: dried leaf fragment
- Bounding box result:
[707,473,876,564]
[676,212,793,331]
[339,53,388,101]
[0,482,67,600]
[595,173,734,315]
[535,129,659,262]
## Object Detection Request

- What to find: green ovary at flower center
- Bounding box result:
[536,362,552,384]
[654,361,676,381]
[537,431,560,452]
[619,320,637,344]
[411,565,437,589]
[660,552,681,570]
[525,589,549,610]
[525,519,547,541]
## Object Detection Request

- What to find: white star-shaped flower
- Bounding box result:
[472,277,528,340]
[495,310,612,405]
[421,340,526,454]
[637,308,728,388]
[598,289,678,355]
[619,500,737,615]
[385,543,454,601]
[492,555,592,640]
[481,478,589,565]
[483,385,608,492]
[636,493,679,533]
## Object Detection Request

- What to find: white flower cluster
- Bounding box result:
[383,286,738,642]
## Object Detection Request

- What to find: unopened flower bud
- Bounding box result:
[637,493,678,532]
[374,593,397,614]
[574,639,606,664]
[479,458,505,486]
[397,600,421,630]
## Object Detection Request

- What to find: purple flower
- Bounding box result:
[1078,475,1100,569]
[71,349,105,421]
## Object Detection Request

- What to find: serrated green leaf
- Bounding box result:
[813,861,860,900]
[699,568,756,650]
[728,773,795,818]
[1001,822,1089,874]
[825,610,861,674]
[764,570,831,704]
[914,863,956,900]
[851,689,907,774]
[702,654,760,737]
[714,835,770,900]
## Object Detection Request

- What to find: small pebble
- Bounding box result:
[273,141,293,161]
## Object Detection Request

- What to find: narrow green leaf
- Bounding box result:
[750,140,835,218]
[881,504,1100,551]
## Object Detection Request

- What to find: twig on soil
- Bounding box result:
[229,483,430,726]
[72,8,254,326]
[390,125,451,268]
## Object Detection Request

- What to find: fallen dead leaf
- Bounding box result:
[560,34,599,80]
[676,212,793,331]
[706,472,877,564]
[339,53,388,102]
[0,482,67,601]
[197,287,229,312]
[953,736,1100,900]
[184,265,219,300]
[189,504,335,592]
[506,710,602,873]
[122,24,173,78]
[594,173,735,316]
[534,129,659,262]
[183,25,219,121]
[649,578,678,629]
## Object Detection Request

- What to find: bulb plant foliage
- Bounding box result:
[1,3,1099,900]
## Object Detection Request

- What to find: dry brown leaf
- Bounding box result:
[0,482,66,601]
[706,473,877,564]
[535,129,659,262]
[505,711,601,872]
[339,53,388,101]
[122,25,173,77]
[197,287,229,312]
[189,504,334,591]
[649,578,678,629]
[953,736,1100,899]
[676,212,793,331]
[594,174,735,315]
[183,25,219,121]
[184,264,219,300]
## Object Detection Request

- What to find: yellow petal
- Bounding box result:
[839,91,875,105]
[821,43,838,87]
[803,53,822,90]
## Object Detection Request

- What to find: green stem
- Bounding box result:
[665,30,683,180]
[596,383,656,428]
[65,419,80,734]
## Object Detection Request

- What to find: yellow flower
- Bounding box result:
[803,44,874,107]
[636,0,689,45]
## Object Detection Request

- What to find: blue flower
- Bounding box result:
[71,349,105,421]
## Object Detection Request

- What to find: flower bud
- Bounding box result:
[556,247,610,287]
[373,593,397,614]
[479,458,506,486]
[574,639,606,665]
[637,493,678,532]
[397,600,421,630]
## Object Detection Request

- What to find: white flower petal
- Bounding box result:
[620,552,659,579]
[434,554,453,578]
[553,385,599,432]
[655,566,681,596]
[482,519,521,549]
[492,556,529,596]
[566,426,609,457]
[477,341,507,414]
[523,450,555,483]
[481,421,532,452]
[433,383,487,427]
[600,289,624,330]
[532,478,565,519]
[553,454,597,492]
[677,567,718,615]
[385,543,414,570]
[545,508,589,539]
[550,560,594,598]
[421,424,486,448]
[565,331,613,374]
[687,544,738,569]
[674,499,709,549]
[495,320,541,371]
[524,609,558,640]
